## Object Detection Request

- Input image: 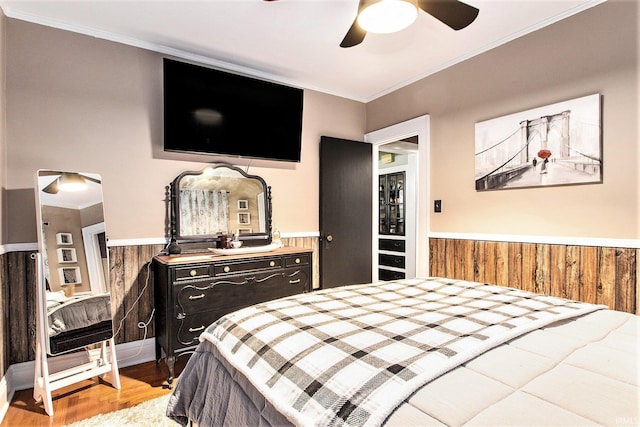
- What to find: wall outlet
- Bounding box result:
[434,200,442,213]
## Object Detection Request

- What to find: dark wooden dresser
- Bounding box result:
[153,246,312,387]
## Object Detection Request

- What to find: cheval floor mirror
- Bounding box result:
[33,170,120,416]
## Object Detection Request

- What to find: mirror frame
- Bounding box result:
[169,164,273,247]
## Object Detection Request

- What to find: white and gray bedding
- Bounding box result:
[47,293,112,337]
[167,277,639,426]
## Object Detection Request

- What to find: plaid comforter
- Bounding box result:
[199,277,604,427]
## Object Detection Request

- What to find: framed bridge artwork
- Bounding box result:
[474,93,602,191]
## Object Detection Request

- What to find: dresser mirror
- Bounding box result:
[35,170,114,356]
[169,164,272,249]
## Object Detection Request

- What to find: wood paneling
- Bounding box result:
[110,244,164,345]
[429,238,638,314]
[1,251,38,368]
[0,239,319,369]
[1,236,634,371]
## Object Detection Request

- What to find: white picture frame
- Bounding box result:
[57,247,77,263]
[236,228,253,235]
[237,200,248,210]
[58,267,81,285]
[475,93,602,191]
[237,212,251,225]
[56,232,73,245]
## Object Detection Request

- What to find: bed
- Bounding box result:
[46,292,113,354]
[167,277,639,426]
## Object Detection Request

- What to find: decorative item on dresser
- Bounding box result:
[153,247,312,388]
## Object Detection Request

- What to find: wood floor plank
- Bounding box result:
[1,360,185,427]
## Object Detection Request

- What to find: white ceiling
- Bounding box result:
[1,0,604,102]
[38,173,103,209]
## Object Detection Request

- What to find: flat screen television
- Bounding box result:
[163,58,303,162]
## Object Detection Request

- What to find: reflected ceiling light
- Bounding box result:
[357,0,418,34]
[58,173,87,192]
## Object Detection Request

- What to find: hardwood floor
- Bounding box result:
[1,360,184,426]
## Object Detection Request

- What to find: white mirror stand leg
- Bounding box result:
[32,253,121,416]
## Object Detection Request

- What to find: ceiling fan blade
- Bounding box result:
[340,0,368,48]
[42,180,59,194]
[418,0,479,30]
[340,19,367,48]
[39,170,101,184]
[83,176,101,184]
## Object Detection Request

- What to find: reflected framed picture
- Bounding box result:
[56,232,73,245]
[237,200,248,210]
[237,228,253,235]
[58,267,81,285]
[57,247,77,263]
[237,212,251,225]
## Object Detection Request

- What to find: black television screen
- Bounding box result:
[163,58,303,162]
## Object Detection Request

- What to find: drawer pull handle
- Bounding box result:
[223,266,231,273]
[188,293,205,300]
[295,258,301,264]
[189,326,205,333]
[289,279,301,284]
[269,261,276,267]
[190,270,197,277]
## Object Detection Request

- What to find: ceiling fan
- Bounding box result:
[39,171,101,194]
[265,0,479,48]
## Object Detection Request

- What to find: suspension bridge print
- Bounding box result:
[475,94,602,191]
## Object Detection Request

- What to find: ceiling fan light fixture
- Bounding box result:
[357,0,418,34]
[58,172,88,192]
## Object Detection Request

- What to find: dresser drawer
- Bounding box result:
[379,253,405,269]
[379,269,405,281]
[174,310,231,348]
[175,274,264,316]
[251,268,309,303]
[213,257,283,275]
[284,253,310,267]
[379,239,405,253]
[173,264,213,281]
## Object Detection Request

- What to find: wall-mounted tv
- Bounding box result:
[163,58,303,162]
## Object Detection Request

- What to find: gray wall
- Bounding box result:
[367,0,639,240]
[4,18,366,244]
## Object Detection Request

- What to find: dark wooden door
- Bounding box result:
[319,136,372,289]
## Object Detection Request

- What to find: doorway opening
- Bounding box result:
[365,115,430,280]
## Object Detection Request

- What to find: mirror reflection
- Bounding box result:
[171,164,272,247]
[36,170,114,355]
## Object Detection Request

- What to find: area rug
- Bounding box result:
[64,394,177,426]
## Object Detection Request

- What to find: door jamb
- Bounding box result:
[364,115,431,279]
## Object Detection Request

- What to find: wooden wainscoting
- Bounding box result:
[110,244,165,345]
[0,238,319,367]
[0,245,164,366]
[429,238,639,315]
[1,251,38,369]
